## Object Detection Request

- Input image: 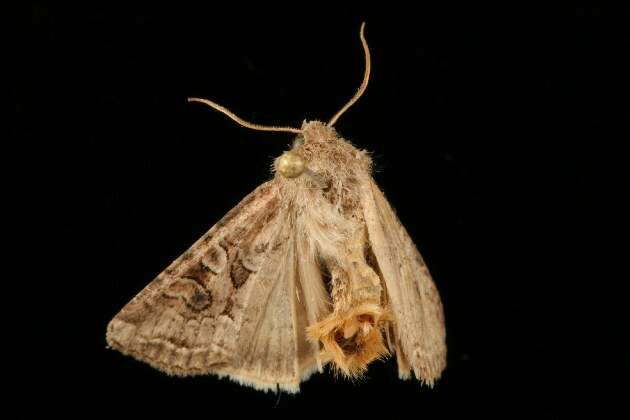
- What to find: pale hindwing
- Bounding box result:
[106,181,316,393]
[361,178,446,385]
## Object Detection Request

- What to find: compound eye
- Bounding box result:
[276,151,305,178]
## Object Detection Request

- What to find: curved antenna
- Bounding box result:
[188,97,302,134]
[328,22,371,127]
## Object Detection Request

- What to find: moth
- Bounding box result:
[107,23,446,393]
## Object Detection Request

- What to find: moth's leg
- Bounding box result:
[307,227,390,377]
[328,264,352,312]
[345,226,383,307]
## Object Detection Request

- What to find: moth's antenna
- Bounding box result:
[328,22,371,127]
[188,97,302,134]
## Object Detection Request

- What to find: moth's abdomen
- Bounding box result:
[305,221,391,377]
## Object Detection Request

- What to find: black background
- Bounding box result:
[16,3,628,418]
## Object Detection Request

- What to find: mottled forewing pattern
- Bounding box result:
[106,181,302,387]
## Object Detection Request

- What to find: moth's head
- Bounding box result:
[275,121,340,178]
[188,22,371,181]
[274,121,335,179]
[300,120,338,143]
